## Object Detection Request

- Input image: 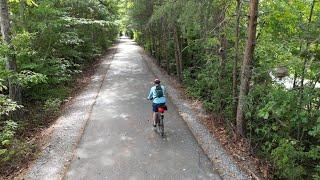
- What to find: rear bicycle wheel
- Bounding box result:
[159,115,164,137]
[154,113,160,131]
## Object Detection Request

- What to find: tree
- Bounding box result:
[0,0,22,110]
[236,0,259,136]
[298,0,316,107]
[173,24,183,81]
[232,0,242,116]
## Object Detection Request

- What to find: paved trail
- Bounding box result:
[64,38,221,180]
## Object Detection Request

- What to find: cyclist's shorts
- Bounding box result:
[152,103,166,112]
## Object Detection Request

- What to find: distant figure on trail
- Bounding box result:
[147,79,167,127]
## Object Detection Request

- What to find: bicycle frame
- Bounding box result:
[155,107,165,137]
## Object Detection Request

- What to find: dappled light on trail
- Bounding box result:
[64,39,220,180]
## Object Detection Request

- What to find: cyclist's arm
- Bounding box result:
[147,88,153,100]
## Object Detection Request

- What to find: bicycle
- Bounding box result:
[155,106,167,137]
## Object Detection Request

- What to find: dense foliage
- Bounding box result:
[127,0,320,179]
[0,0,120,175]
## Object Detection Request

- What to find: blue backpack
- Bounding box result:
[155,85,164,98]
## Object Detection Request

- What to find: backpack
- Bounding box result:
[155,85,164,98]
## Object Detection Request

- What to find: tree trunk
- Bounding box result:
[179,34,184,76]
[236,0,259,136]
[232,0,242,117]
[173,25,182,81]
[158,21,163,66]
[218,5,227,84]
[151,33,156,56]
[164,34,170,74]
[19,0,26,29]
[219,33,227,112]
[0,0,22,119]
[299,0,316,106]
[293,71,298,88]
[217,2,228,113]
[162,19,170,74]
[202,2,209,55]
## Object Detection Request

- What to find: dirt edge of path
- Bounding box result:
[22,44,118,180]
[139,47,252,180]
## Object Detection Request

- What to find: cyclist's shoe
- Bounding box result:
[153,121,156,127]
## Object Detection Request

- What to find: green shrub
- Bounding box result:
[271,139,306,179]
[43,98,62,115]
[0,120,33,171]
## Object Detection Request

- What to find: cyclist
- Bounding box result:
[147,79,166,127]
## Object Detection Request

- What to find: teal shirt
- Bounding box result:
[148,85,166,104]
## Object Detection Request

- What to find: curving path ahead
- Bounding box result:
[64,38,221,180]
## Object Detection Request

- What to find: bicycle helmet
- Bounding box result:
[154,79,161,84]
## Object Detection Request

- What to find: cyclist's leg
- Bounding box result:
[152,112,157,126]
[152,103,157,127]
